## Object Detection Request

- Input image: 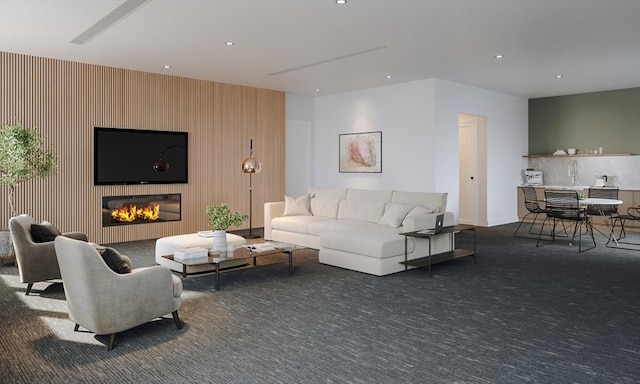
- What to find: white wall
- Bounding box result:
[285,94,314,197]
[313,79,438,191]
[434,79,529,226]
[286,78,528,226]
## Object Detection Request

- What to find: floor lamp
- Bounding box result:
[241,139,262,239]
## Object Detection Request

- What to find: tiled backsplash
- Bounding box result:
[526,155,640,189]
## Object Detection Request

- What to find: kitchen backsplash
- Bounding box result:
[527,155,640,189]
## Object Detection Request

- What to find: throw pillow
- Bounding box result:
[310,198,341,218]
[93,245,132,274]
[30,222,62,243]
[402,206,436,226]
[379,203,416,228]
[283,194,312,216]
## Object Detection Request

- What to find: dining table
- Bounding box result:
[578,197,623,246]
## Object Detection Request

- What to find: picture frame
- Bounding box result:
[339,131,382,173]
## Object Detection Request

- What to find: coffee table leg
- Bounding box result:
[288,250,293,275]
[215,263,220,291]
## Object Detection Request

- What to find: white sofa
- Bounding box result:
[264,188,456,276]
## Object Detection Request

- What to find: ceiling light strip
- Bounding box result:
[269,46,387,76]
[70,0,151,45]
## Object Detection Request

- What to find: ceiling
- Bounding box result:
[1,0,639,99]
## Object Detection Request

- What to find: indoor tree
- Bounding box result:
[0,122,56,217]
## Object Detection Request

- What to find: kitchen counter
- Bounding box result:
[519,185,640,191]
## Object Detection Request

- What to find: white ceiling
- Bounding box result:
[1,0,639,99]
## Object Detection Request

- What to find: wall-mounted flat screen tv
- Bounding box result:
[94,127,188,185]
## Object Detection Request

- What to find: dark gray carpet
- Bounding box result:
[1,224,639,384]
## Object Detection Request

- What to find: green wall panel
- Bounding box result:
[529,87,640,155]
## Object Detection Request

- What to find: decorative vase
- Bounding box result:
[212,230,227,253]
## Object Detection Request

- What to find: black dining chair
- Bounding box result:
[608,205,640,248]
[514,186,546,238]
[586,186,620,222]
[537,190,596,252]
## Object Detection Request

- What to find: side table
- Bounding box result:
[400,225,477,276]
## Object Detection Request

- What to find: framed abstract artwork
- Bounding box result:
[339,131,382,173]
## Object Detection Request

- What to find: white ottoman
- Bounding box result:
[155,233,247,275]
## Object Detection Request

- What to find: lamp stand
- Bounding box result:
[246,171,260,239]
[242,139,261,239]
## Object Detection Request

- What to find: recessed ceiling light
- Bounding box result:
[163,65,171,69]
[225,41,234,46]
[386,75,392,79]
[336,0,347,4]
[495,54,504,59]
[315,88,321,92]
[556,74,563,79]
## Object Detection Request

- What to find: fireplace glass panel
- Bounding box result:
[102,194,181,227]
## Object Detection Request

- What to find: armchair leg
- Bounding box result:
[74,324,79,332]
[107,334,116,351]
[25,283,33,296]
[172,310,183,330]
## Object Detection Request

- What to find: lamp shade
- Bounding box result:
[152,159,169,172]
[242,156,261,173]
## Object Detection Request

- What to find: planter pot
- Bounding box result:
[212,230,227,253]
[0,229,15,265]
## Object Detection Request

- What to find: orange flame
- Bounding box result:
[111,204,160,222]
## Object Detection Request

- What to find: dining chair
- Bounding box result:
[586,186,620,221]
[608,205,640,248]
[514,186,546,238]
[537,190,596,252]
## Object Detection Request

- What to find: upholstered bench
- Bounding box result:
[155,233,247,274]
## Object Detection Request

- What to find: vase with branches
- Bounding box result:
[205,203,248,252]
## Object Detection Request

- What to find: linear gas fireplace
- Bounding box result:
[102,194,181,227]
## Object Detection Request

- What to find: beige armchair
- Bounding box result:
[9,214,87,295]
[54,236,183,350]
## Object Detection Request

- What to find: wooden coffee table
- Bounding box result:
[162,243,305,290]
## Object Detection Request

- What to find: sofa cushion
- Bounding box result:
[271,216,333,235]
[392,191,447,213]
[307,219,380,236]
[30,222,61,243]
[310,198,341,218]
[321,226,414,259]
[337,200,386,223]
[283,194,311,216]
[346,189,393,203]
[308,187,347,199]
[379,203,416,228]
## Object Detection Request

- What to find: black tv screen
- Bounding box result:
[94,127,188,185]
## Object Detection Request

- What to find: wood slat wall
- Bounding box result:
[0,52,285,244]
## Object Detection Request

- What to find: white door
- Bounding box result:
[458,113,487,226]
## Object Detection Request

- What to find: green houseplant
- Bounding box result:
[0,122,56,217]
[0,122,56,262]
[205,204,248,253]
[205,203,248,230]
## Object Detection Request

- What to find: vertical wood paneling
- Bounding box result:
[0,52,285,243]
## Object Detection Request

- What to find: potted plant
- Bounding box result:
[0,122,56,263]
[205,203,248,252]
